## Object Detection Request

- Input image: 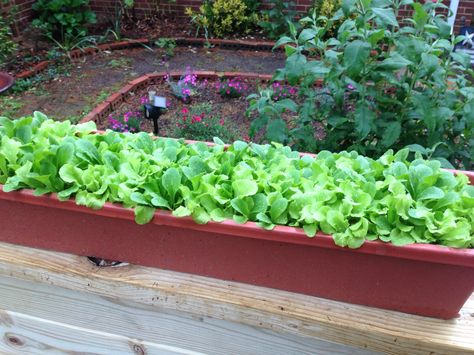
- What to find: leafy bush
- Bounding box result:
[259,0,297,39]
[155,38,177,57]
[310,0,343,36]
[0,113,473,248]
[172,103,235,142]
[185,0,260,38]
[257,0,473,170]
[31,0,97,44]
[0,16,17,66]
[246,89,297,144]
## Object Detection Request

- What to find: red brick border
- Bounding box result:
[79,71,273,124]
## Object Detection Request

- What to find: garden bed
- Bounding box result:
[3,37,279,80]
[81,71,289,142]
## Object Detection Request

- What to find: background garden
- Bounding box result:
[1,0,473,170]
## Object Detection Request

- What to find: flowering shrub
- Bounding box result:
[216,77,248,98]
[270,82,298,101]
[108,111,141,133]
[167,68,204,102]
[185,0,260,38]
[172,104,234,142]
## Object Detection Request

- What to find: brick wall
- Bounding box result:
[2,0,473,37]
[88,0,315,22]
[457,0,474,33]
[1,0,35,36]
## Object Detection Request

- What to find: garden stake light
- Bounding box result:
[143,94,166,135]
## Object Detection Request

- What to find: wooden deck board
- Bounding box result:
[0,241,472,354]
[0,276,372,354]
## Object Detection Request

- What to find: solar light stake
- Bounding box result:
[143,94,167,135]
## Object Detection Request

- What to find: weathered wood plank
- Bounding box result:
[0,310,205,354]
[0,241,472,355]
[0,276,369,354]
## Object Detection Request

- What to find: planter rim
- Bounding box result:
[1,186,473,268]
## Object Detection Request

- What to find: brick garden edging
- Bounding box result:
[14,37,278,80]
[79,71,273,125]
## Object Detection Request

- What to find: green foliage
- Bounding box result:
[172,103,236,142]
[186,0,260,38]
[259,0,298,39]
[0,113,473,249]
[0,97,23,118]
[155,38,177,57]
[11,63,71,94]
[0,16,17,65]
[246,89,297,144]
[310,0,343,36]
[108,58,132,69]
[262,0,474,170]
[31,0,97,44]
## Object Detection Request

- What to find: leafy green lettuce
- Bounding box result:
[0,112,473,248]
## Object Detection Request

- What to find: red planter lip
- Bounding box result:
[1,187,473,268]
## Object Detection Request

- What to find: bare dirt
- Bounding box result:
[5,46,285,121]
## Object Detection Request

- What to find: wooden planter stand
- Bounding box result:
[0,241,472,354]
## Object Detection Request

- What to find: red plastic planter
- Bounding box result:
[0,171,473,319]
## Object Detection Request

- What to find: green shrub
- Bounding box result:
[251,0,474,170]
[0,113,473,249]
[186,0,260,38]
[312,0,342,19]
[310,0,343,36]
[155,38,177,57]
[0,16,17,66]
[31,0,97,44]
[259,0,298,39]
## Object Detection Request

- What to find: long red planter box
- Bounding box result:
[0,171,473,319]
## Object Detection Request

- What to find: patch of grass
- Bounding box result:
[0,95,24,118]
[108,58,132,69]
[66,115,84,124]
[10,63,72,94]
[80,88,116,118]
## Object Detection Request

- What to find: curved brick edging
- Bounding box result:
[15,37,278,80]
[79,71,273,124]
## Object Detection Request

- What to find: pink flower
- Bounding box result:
[181,107,189,114]
[219,119,224,126]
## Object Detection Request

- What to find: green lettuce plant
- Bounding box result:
[0,113,472,249]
